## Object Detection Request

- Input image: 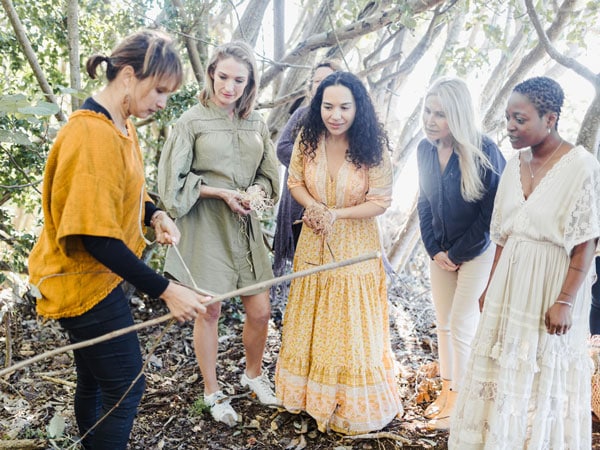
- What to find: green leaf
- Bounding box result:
[0,94,29,114]
[47,413,66,438]
[18,101,60,116]
[0,129,32,145]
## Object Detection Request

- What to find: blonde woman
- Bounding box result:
[416,77,505,429]
[158,41,280,426]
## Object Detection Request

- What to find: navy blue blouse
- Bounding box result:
[417,135,506,264]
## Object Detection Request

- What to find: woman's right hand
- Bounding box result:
[160,281,210,323]
[303,202,335,235]
[433,251,459,271]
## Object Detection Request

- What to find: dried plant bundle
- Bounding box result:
[238,185,274,218]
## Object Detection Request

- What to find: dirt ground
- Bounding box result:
[2,246,600,449]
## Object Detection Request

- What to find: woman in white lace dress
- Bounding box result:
[449,77,600,449]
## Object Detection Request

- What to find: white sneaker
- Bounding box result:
[240,372,281,405]
[204,391,238,426]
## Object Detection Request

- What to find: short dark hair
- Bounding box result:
[513,76,564,129]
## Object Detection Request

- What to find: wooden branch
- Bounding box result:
[255,87,306,110]
[172,0,204,84]
[0,251,379,377]
[0,0,67,122]
[0,440,46,450]
[39,375,76,388]
[525,0,598,86]
[344,431,411,444]
[482,0,577,132]
[260,0,445,88]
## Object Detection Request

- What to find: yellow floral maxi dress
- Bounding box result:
[275,138,403,435]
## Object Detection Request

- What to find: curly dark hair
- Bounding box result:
[513,76,564,129]
[297,71,390,168]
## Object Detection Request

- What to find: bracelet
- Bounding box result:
[554,300,573,308]
[568,265,586,273]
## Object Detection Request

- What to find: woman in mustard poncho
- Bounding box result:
[28,31,208,450]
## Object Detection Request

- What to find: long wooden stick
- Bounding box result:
[0,251,379,377]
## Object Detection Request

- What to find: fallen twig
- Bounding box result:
[343,431,411,444]
[0,251,379,377]
[39,375,76,388]
[0,440,46,450]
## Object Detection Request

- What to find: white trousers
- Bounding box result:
[429,244,495,392]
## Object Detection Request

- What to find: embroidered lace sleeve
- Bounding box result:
[564,167,600,255]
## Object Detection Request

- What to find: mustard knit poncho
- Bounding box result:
[28,110,150,319]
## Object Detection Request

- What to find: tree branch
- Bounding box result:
[0,251,379,377]
[525,0,597,85]
[1,0,67,122]
[259,0,445,88]
[482,0,578,133]
[172,0,205,84]
[255,87,306,110]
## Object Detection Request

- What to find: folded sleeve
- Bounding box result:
[366,151,393,209]
[157,120,204,218]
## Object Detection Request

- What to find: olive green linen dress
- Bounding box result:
[158,101,279,294]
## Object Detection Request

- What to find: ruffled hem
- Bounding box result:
[275,363,402,435]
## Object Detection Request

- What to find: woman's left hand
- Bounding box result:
[152,211,181,245]
[303,202,336,236]
[544,302,572,336]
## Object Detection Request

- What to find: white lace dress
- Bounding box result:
[449,146,600,449]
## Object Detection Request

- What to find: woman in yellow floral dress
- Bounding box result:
[275,71,403,435]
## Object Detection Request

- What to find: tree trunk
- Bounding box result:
[386,205,422,273]
[482,0,577,133]
[271,0,285,99]
[577,91,600,155]
[1,0,67,122]
[265,0,335,138]
[232,0,271,46]
[67,0,81,110]
[171,0,205,84]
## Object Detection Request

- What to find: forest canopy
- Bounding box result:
[0,0,599,280]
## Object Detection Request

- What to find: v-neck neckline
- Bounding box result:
[517,147,573,201]
[322,139,346,182]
